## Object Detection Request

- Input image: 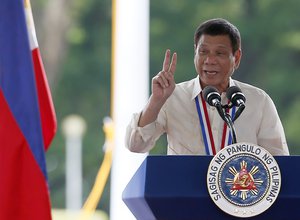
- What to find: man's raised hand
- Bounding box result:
[152,49,177,102]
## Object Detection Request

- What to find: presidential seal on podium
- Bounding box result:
[207,143,281,218]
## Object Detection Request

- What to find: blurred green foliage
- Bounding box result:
[33,0,300,216]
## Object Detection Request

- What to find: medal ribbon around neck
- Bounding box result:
[195,93,236,155]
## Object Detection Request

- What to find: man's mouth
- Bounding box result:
[204,70,218,75]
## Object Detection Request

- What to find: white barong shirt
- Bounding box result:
[125,76,289,156]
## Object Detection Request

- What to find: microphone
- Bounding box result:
[203,86,237,144]
[202,86,226,122]
[226,86,246,122]
[226,86,246,107]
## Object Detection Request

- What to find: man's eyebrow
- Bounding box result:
[198,44,231,50]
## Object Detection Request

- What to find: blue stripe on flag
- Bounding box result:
[0,0,47,178]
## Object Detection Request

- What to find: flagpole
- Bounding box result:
[110,0,149,219]
[62,115,86,210]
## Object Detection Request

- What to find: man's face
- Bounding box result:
[194,34,241,93]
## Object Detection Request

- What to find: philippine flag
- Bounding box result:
[0,0,57,219]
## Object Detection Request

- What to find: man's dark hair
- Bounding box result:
[194,18,241,53]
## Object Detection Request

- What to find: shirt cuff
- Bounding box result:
[131,112,157,142]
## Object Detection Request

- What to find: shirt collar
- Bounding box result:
[191,75,236,100]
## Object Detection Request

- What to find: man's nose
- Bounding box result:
[204,53,217,64]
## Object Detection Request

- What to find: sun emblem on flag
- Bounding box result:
[225,160,264,200]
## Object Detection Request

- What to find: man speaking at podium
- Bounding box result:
[125,18,289,156]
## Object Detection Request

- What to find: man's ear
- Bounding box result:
[234,49,242,69]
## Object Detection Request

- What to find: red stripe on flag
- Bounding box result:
[0,91,52,220]
[32,48,57,150]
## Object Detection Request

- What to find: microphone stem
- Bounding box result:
[224,113,237,144]
[233,104,245,122]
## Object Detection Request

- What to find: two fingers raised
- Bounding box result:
[155,49,177,88]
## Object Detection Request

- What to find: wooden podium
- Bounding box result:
[123,155,300,220]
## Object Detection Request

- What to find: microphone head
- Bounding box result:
[202,86,221,106]
[226,86,246,106]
